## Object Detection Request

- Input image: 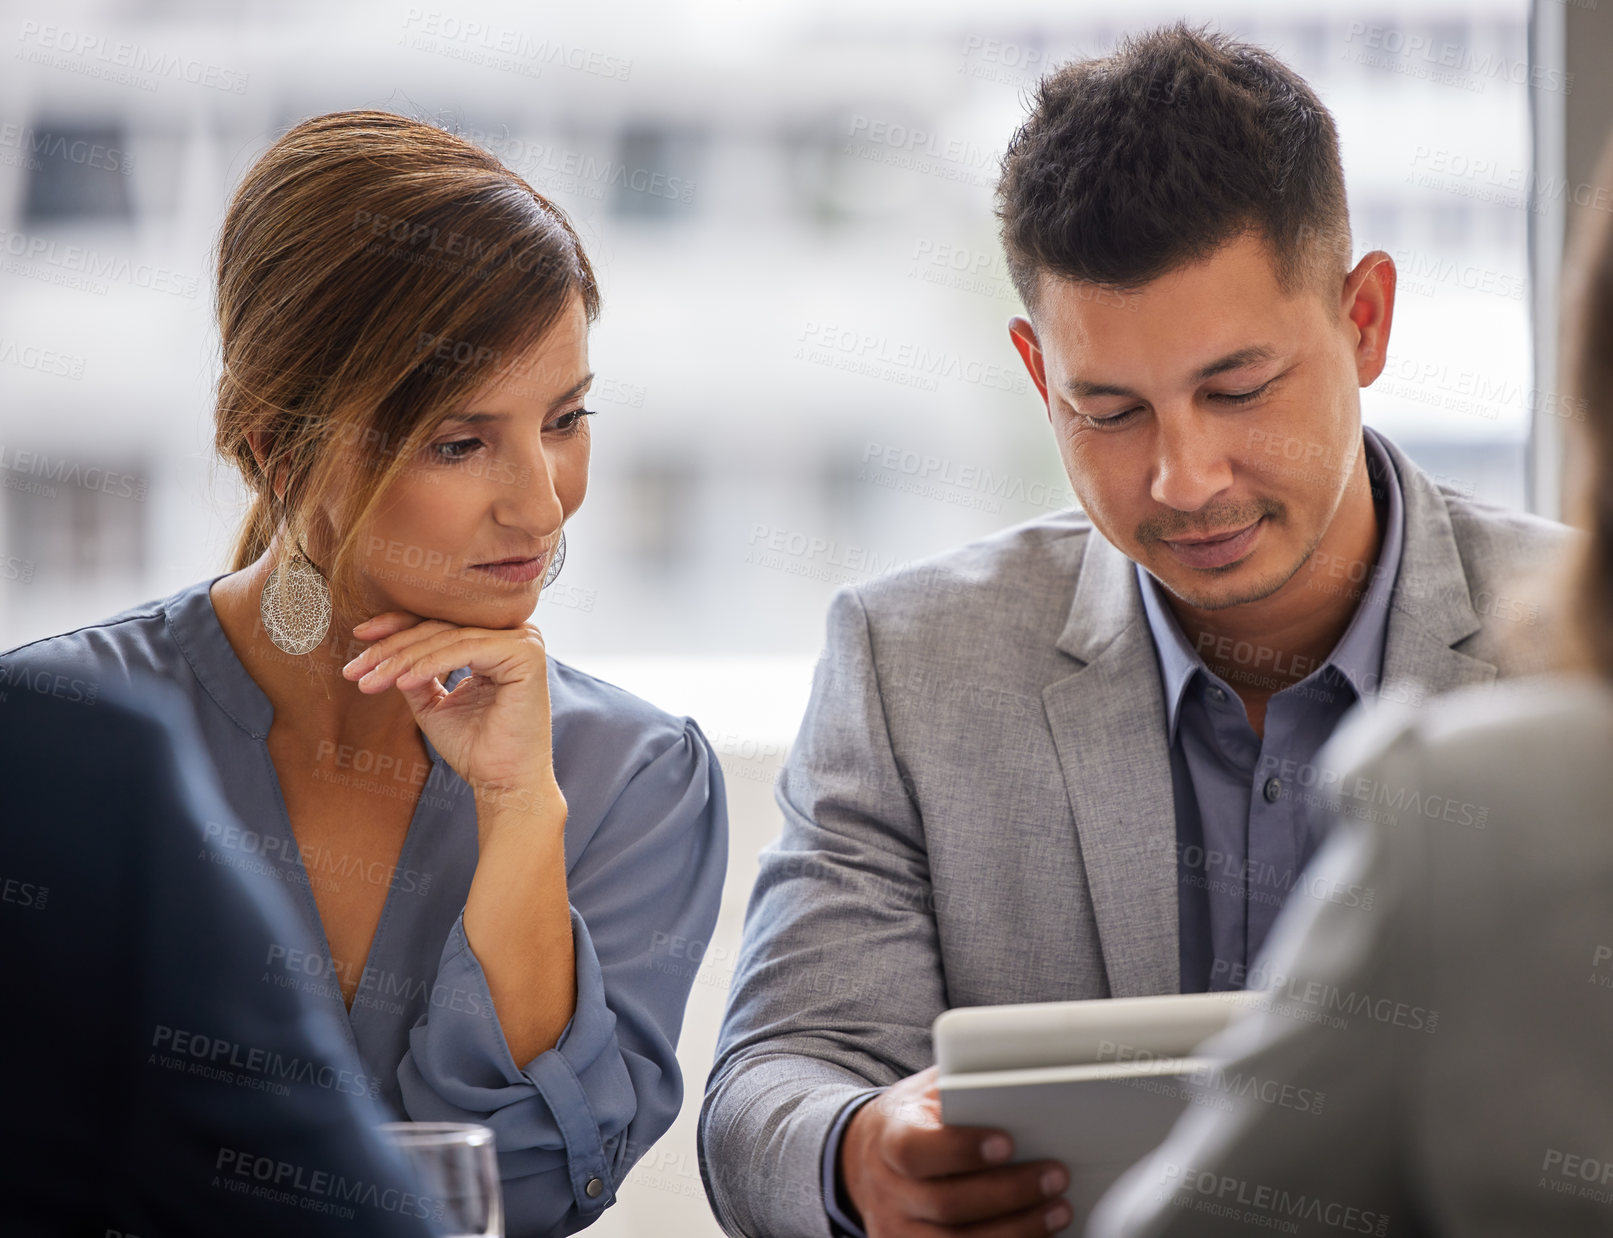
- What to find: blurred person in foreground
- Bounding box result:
[1,674,443,1237]
[1086,124,1613,1238]
[0,110,726,1237]
[700,23,1573,1238]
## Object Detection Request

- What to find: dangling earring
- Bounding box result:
[260,541,332,656]
[543,531,566,588]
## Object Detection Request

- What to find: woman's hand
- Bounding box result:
[341,611,563,820]
[344,610,577,1059]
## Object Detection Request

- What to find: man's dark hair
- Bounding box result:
[996,23,1351,318]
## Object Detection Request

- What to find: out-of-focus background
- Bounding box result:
[0,0,1594,1233]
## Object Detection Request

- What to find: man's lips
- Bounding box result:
[1158,517,1265,570]
[1162,524,1254,547]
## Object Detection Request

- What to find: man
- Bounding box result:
[2,673,442,1236]
[700,22,1570,1238]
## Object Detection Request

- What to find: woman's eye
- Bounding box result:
[550,408,597,433]
[432,437,483,462]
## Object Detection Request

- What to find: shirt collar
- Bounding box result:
[1135,425,1407,739]
[164,571,461,761]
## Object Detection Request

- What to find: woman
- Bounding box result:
[0,110,727,1236]
[1087,139,1613,1237]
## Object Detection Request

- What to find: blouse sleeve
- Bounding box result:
[393,718,729,1237]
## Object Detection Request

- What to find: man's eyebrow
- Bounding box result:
[441,372,596,424]
[1061,347,1279,400]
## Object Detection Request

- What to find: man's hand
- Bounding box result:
[840,1066,1072,1236]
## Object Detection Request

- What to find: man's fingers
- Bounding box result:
[935,1193,1074,1237]
[905,1161,1069,1228]
[883,1118,1015,1180]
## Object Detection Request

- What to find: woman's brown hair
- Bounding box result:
[214,108,599,622]
[1562,130,1613,677]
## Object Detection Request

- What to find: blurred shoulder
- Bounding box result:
[0,580,207,698]
[1325,673,1613,796]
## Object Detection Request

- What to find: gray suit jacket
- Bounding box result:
[1088,674,1613,1238]
[699,434,1571,1238]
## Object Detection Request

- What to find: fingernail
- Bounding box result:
[1045,1202,1072,1231]
[981,1135,1011,1163]
[1040,1168,1067,1197]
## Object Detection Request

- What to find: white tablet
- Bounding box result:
[935,992,1262,1224]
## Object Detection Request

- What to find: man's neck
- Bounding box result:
[1166,448,1383,736]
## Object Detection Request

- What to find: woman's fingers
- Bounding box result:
[356,626,497,692]
[395,631,545,693]
[342,617,456,683]
[351,610,423,640]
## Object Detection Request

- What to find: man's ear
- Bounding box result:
[1341,250,1396,387]
[1008,316,1049,406]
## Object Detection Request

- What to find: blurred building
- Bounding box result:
[0,2,1540,1235]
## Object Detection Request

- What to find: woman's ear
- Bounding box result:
[246,431,288,503]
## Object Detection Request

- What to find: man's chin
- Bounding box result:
[1145,555,1296,613]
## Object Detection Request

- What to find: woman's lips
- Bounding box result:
[1159,517,1265,571]
[467,554,546,584]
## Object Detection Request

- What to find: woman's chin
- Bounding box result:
[379,586,538,631]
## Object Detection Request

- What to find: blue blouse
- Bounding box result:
[0,575,728,1237]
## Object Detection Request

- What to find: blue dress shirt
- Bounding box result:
[820,426,1405,1237]
[1139,427,1405,992]
[0,575,728,1238]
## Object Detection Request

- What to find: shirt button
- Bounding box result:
[1263,777,1282,803]
[586,1177,605,1199]
[1207,685,1227,704]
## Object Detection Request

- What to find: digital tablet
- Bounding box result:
[935,992,1263,1224]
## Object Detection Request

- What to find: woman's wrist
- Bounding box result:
[472,778,567,842]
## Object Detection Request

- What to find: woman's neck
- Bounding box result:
[208,551,419,751]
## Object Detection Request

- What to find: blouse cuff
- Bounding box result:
[406,906,629,1220]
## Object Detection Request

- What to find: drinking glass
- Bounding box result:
[379,1120,504,1237]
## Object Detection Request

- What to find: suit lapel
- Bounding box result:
[1040,444,1497,999]
[1043,531,1179,998]
[1377,436,1499,697]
